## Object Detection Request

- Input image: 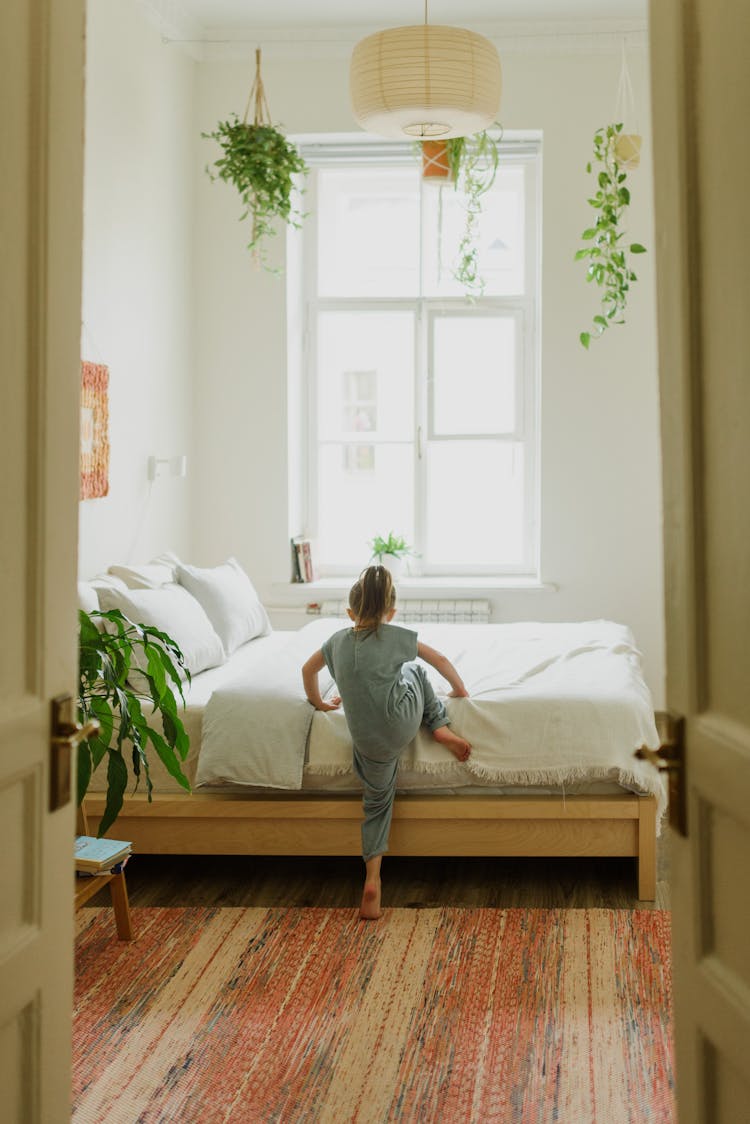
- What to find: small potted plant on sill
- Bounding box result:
[202,49,308,270]
[369,532,415,580]
[78,609,191,835]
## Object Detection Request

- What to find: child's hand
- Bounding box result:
[316,695,341,711]
[448,686,469,698]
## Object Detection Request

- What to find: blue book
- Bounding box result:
[75,835,132,872]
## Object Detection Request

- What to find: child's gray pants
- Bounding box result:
[353,662,448,862]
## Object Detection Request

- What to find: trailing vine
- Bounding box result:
[576,122,646,348]
[446,129,501,297]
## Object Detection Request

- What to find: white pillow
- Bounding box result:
[78,582,100,614]
[176,558,271,656]
[96,584,225,676]
[108,563,176,589]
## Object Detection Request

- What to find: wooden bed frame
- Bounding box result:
[84,790,658,900]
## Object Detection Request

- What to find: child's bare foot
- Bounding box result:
[432,725,472,762]
[360,879,382,920]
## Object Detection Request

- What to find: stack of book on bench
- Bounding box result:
[75,835,132,877]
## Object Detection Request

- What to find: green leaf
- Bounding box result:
[77,742,91,807]
[146,728,191,792]
[89,695,114,748]
[630,243,647,253]
[574,248,591,260]
[580,332,591,349]
[97,749,129,836]
[581,228,597,240]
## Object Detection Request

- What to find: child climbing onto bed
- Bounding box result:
[301,565,471,921]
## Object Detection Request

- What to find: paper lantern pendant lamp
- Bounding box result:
[350,24,502,140]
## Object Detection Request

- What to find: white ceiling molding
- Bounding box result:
[157,20,648,62]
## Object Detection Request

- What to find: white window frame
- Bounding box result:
[292,133,541,579]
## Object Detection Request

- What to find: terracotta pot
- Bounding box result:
[421,140,453,181]
[615,133,642,170]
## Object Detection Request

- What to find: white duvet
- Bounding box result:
[195,618,664,817]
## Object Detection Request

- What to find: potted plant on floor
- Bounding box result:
[575,122,647,348]
[369,532,415,580]
[202,49,308,269]
[78,609,191,835]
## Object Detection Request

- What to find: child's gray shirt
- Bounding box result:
[321,623,421,757]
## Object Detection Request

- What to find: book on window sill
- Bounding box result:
[290,538,303,582]
[75,835,132,873]
[291,537,316,583]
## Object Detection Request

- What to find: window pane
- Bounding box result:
[421,165,526,297]
[426,441,525,567]
[317,168,420,297]
[316,443,414,569]
[317,311,414,442]
[433,316,516,435]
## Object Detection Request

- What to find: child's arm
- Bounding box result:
[302,649,342,711]
[417,642,469,697]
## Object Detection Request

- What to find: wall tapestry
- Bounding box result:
[80,361,110,499]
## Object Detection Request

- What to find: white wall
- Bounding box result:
[191,44,665,704]
[78,0,195,577]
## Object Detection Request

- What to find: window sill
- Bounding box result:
[271,576,557,598]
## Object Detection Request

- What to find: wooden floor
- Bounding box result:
[97,836,670,912]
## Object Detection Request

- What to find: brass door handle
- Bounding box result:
[51,718,100,748]
[49,694,100,812]
[634,714,687,836]
[634,744,681,772]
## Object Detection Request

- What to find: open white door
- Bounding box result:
[0,1,85,1120]
[650,1,750,1120]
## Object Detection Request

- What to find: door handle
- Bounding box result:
[51,719,100,749]
[50,694,100,812]
[634,713,687,836]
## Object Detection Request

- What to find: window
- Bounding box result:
[292,136,540,577]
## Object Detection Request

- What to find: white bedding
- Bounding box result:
[191,618,664,817]
[84,619,664,816]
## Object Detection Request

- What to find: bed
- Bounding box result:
[81,571,664,900]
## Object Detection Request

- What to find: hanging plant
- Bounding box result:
[421,128,502,297]
[575,123,647,349]
[202,49,308,268]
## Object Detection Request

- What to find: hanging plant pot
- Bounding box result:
[421,140,454,182]
[615,133,642,169]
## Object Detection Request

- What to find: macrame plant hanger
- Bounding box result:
[613,40,641,169]
[242,49,272,253]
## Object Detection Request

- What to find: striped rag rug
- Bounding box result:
[73,907,674,1124]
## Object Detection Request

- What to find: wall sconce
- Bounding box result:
[147,455,187,481]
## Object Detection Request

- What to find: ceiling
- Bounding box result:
[174,0,648,33]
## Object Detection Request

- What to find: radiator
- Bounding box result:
[315,599,491,624]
